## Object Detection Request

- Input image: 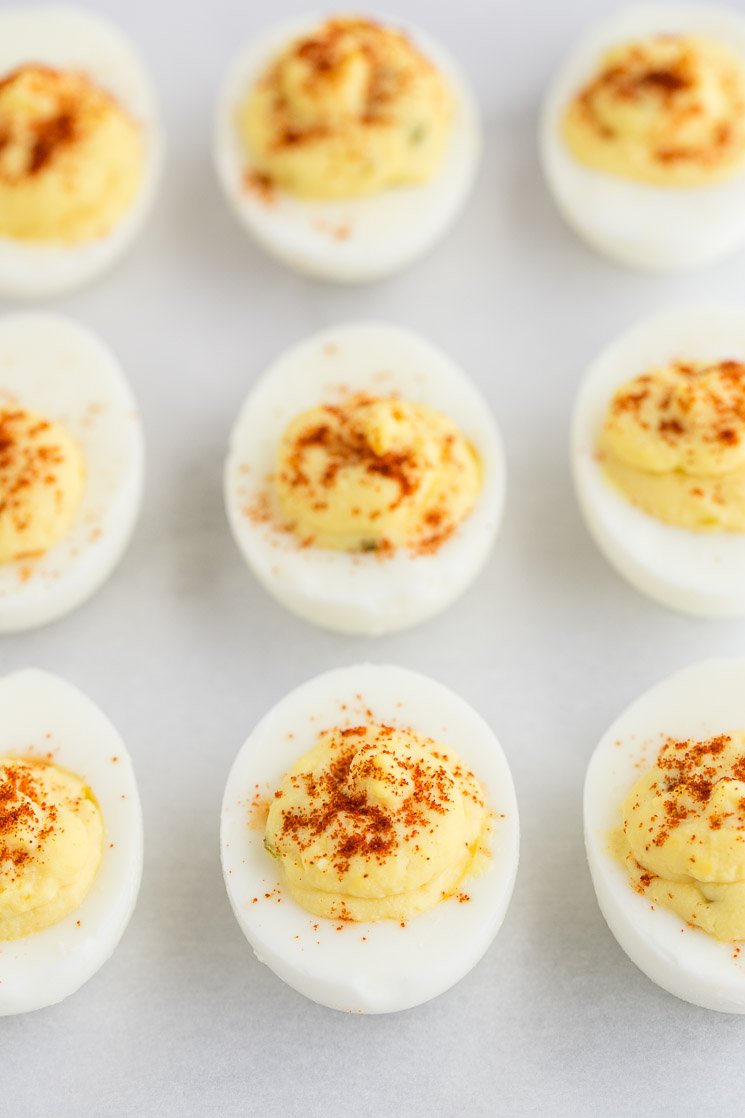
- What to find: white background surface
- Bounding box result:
[4,0,745,1114]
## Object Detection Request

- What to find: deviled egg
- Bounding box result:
[572,302,745,616]
[585,657,745,1013]
[221,663,519,1014]
[0,668,143,1015]
[0,5,163,298]
[213,14,480,281]
[0,312,144,631]
[540,3,745,271]
[224,322,505,635]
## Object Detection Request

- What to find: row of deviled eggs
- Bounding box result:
[2,306,745,636]
[6,655,745,1018]
[6,4,745,297]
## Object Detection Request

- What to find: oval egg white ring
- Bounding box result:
[0,312,144,632]
[213,14,481,282]
[0,5,164,299]
[572,303,745,616]
[540,2,745,271]
[585,657,745,1013]
[221,663,519,1014]
[224,322,505,635]
[0,668,143,1016]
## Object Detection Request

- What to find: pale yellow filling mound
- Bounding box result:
[0,65,143,242]
[0,406,85,562]
[241,16,452,199]
[614,732,745,941]
[599,359,745,531]
[0,756,103,940]
[265,723,490,922]
[276,393,480,553]
[563,35,745,186]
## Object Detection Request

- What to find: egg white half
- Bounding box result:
[0,312,144,632]
[0,668,143,1016]
[572,303,745,616]
[540,2,745,272]
[0,5,163,299]
[224,322,505,635]
[221,663,519,1014]
[213,13,481,282]
[585,657,745,1013]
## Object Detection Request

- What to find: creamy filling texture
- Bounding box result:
[598,359,745,531]
[240,17,452,199]
[264,723,491,922]
[0,65,143,242]
[0,406,85,562]
[0,756,103,940]
[275,393,480,553]
[615,732,745,941]
[563,35,745,186]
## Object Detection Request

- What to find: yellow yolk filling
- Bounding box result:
[0,406,85,562]
[275,394,480,552]
[240,16,452,199]
[0,65,143,242]
[598,359,745,531]
[614,732,745,941]
[264,723,491,922]
[0,756,103,940]
[563,35,745,186]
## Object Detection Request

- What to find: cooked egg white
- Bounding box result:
[223,322,505,636]
[540,3,745,271]
[584,657,745,1013]
[572,302,745,616]
[0,668,143,1016]
[0,312,144,632]
[220,663,519,1014]
[213,14,480,282]
[0,5,163,298]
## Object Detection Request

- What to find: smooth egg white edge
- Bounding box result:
[0,5,164,299]
[571,302,745,617]
[0,669,143,1016]
[220,663,520,1014]
[213,12,481,282]
[0,313,144,633]
[584,657,745,1013]
[224,321,506,636]
[540,2,745,272]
